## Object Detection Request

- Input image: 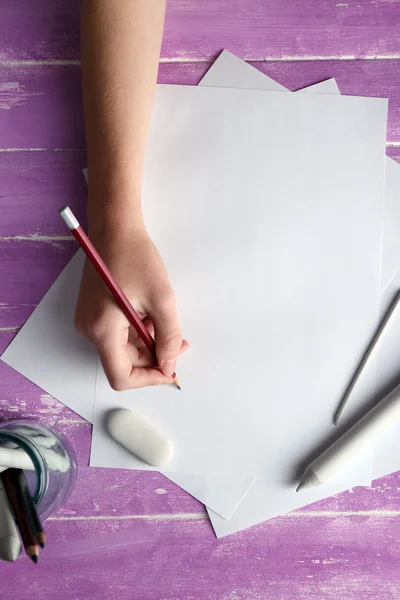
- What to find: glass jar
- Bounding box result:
[0,420,77,519]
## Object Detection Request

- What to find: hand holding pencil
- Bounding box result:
[60,207,189,390]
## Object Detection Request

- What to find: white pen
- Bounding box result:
[334,291,400,424]
[297,382,400,491]
[0,482,22,562]
[0,447,70,473]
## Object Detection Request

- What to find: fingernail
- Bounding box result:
[162,359,177,377]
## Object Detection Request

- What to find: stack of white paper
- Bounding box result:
[3,50,400,537]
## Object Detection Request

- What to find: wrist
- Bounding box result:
[88,194,146,241]
[87,172,146,234]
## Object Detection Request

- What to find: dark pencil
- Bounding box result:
[0,470,39,564]
[59,206,181,390]
[12,469,46,549]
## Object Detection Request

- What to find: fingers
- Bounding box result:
[96,331,173,391]
[76,266,189,389]
[150,289,187,377]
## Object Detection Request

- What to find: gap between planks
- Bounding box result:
[1,55,400,67]
[48,509,400,522]
[0,145,398,153]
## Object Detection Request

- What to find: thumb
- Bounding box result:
[151,292,183,376]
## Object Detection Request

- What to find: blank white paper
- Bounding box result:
[202,52,398,536]
[91,81,387,480]
[333,157,400,482]
[208,451,372,537]
[164,53,373,512]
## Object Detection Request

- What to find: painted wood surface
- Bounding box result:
[1,60,400,148]
[1,0,400,61]
[1,0,400,597]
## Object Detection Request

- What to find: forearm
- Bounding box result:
[80,0,166,232]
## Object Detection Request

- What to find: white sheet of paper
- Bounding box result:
[202,51,399,536]
[333,157,400,482]
[373,270,400,480]
[74,69,377,519]
[164,55,374,512]
[208,450,371,537]
[1,53,393,526]
[91,81,387,481]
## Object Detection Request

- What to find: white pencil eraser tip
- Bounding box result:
[106,409,173,467]
[0,537,22,562]
[59,206,79,230]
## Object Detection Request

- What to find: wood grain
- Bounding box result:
[1,0,400,62]
[0,517,400,599]
[1,60,400,149]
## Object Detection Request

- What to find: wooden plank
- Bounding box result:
[1,60,400,150]
[387,147,400,162]
[1,1,400,62]
[0,517,399,599]
[0,65,85,148]
[0,240,76,309]
[0,150,87,235]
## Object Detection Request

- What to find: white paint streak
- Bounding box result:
[38,393,63,415]
[49,512,207,522]
[0,81,42,110]
[0,148,83,152]
[0,60,81,67]
[163,55,400,62]
[0,56,400,68]
[287,509,400,517]
[0,141,397,155]
[0,326,19,332]
[0,147,48,152]
[48,509,400,522]
[321,558,345,564]
[0,233,74,249]
[57,419,88,425]
[154,488,168,495]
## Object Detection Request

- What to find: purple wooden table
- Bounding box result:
[1,1,400,597]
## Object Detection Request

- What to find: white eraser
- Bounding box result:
[106,409,173,467]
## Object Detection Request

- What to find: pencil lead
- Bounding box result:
[333,409,342,425]
[172,375,181,390]
[31,554,38,564]
[39,542,44,549]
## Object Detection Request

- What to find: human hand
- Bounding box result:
[75,217,189,390]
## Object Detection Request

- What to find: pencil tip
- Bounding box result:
[31,555,38,564]
[172,376,181,390]
[39,543,45,549]
[296,469,321,492]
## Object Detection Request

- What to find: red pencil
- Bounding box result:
[59,206,180,390]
